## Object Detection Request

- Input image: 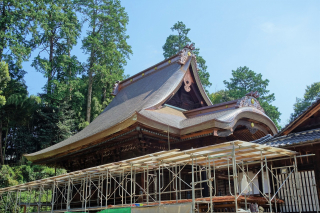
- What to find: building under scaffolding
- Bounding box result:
[0,141,310,213]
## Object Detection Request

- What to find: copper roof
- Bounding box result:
[24,49,277,162]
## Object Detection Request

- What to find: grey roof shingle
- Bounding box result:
[25,61,185,158]
[25,54,278,161]
[256,128,320,147]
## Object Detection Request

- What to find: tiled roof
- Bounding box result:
[24,50,278,162]
[25,58,186,160]
[259,128,320,147]
[252,134,273,144]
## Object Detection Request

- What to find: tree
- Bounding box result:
[208,89,233,104]
[0,0,39,66]
[78,0,132,123]
[162,21,212,90]
[290,82,320,121]
[212,66,281,129]
[0,62,10,106]
[32,0,80,102]
[0,62,38,164]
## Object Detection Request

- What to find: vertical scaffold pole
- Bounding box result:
[232,142,238,212]
[147,165,149,205]
[265,157,272,212]
[15,190,19,213]
[192,155,196,213]
[208,156,213,213]
[175,163,178,203]
[294,155,302,213]
[271,164,277,213]
[105,169,109,207]
[85,174,88,211]
[51,181,55,213]
[38,185,42,213]
[261,151,265,196]
[179,165,182,199]
[131,165,133,206]
[158,162,161,206]
[154,169,157,200]
[67,178,71,211]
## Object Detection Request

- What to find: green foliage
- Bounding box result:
[0,61,10,106]
[163,21,191,58]
[0,0,39,66]
[210,66,281,129]
[290,82,320,121]
[208,89,233,104]
[78,0,132,122]
[0,0,132,168]
[162,21,212,90]
[0,161,66,188]
[31,0,81,100]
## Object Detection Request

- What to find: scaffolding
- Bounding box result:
[0,141,307,213]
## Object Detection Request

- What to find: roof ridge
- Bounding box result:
[113,48,198,96]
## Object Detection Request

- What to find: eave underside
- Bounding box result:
[35,118,273,171]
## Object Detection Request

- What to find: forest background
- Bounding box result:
[0,0,319,188]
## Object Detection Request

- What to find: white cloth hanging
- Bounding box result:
[241,174,251,194]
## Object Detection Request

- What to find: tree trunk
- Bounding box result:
[86,14,96,123]
[67,38,72,101]
[48,34,54,96]
[86,67,93,123]
[2,122,8,164]
[0,121,3,165]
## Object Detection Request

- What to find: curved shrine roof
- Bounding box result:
[24,49,277,162]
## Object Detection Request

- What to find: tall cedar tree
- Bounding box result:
[78,0,132,123]
[216,66,281,129]
[0,1,39,164]
[162,21,212,90]
[32,0,80,103]
[290,82,320,122]
[0,0,39,66]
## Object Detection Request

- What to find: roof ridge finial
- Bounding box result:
[111,80,120,96]
[178,44,195,65]
[245,91,260,98]
[183,43,195,50]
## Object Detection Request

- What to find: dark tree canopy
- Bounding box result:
[0,0,131,173]
[162,21,212,90]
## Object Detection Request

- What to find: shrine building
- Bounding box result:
[24,47,277,171]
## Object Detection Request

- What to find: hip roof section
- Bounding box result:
[24,48,278,162]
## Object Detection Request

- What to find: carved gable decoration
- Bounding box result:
[183,70,192,92]
[236,95,265,113]
[178,46,199,72]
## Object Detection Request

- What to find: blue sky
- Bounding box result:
[23,0,320,127]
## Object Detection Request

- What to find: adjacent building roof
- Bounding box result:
[257,128,320,147]
[24,48,277,162]
[277,98,320,136]
[254,98,320,147]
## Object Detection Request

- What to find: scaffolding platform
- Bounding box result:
[0,140,306,213]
